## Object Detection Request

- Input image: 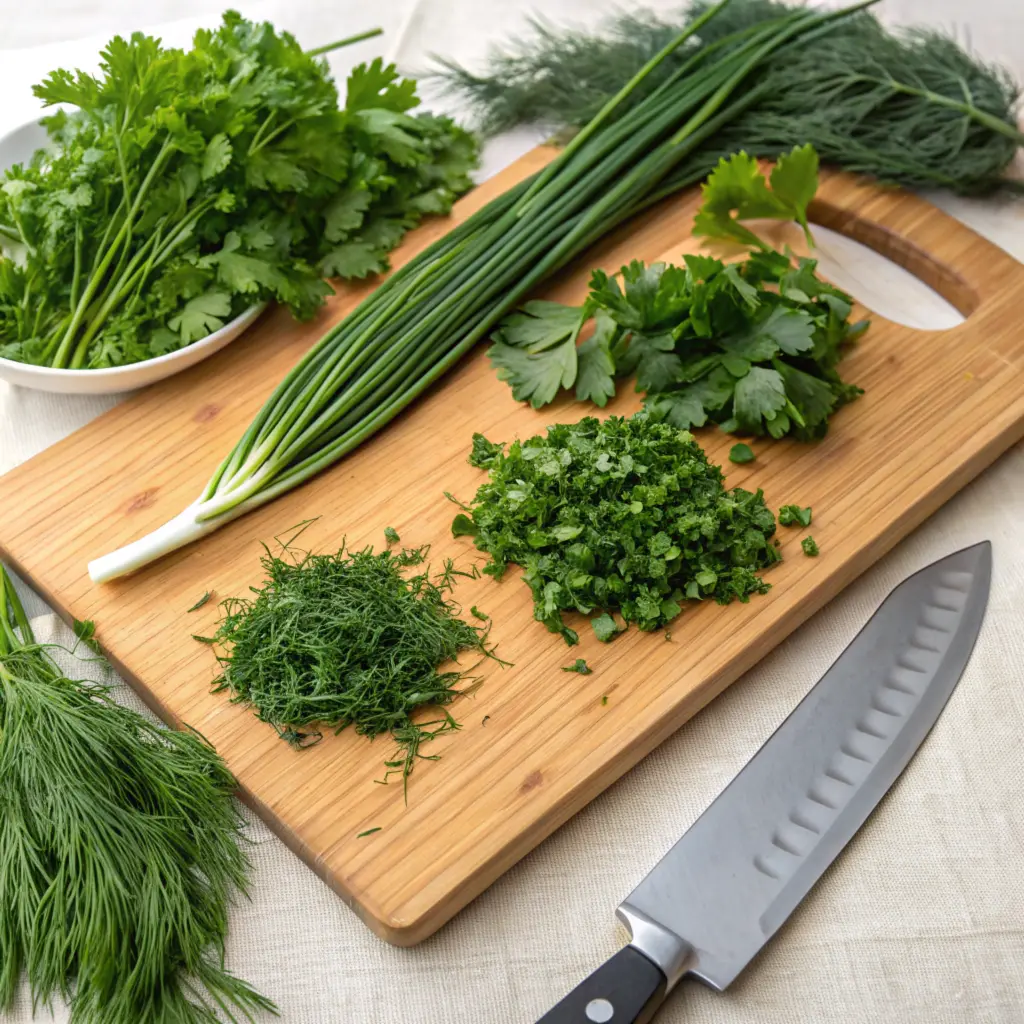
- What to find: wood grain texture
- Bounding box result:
[1,147,1022,946]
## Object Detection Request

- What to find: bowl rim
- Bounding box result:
[0,302,267,380]
[0,115,266,380]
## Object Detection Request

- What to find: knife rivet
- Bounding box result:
[585,998,614,1022]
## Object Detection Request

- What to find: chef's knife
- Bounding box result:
[537,540,991,1024]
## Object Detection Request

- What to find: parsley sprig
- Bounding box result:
[490,149,867,440]
[453,415,781,643]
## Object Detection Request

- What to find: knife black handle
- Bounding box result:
[536,946,668,1024]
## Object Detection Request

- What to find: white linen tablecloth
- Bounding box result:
[1,1,1022,1021]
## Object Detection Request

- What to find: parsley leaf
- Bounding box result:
[693,144,819,249]
[492,300,585,351]
[489,336,578,408]
[168,292,232,343]
[729,443,755,464]
[732,366,787,433]
[801,535,820,557]
[574,316,617,406]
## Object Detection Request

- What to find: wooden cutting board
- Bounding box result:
[1,147,1023,946]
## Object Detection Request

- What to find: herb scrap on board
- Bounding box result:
[779,504,813,527]
[562,658,593,675]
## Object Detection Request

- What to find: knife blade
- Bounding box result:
[536,540,991,1024]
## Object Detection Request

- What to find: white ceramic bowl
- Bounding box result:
[0,118,264,395]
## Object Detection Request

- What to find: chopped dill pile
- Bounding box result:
[453,414,781,644]
[209,533,495,785]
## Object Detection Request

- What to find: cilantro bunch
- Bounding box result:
[490,147,867,440]
[452,415,781,644]
[0,13,477,369]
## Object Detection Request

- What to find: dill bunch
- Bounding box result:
[0,566,273,1023]
[434,0,1023,195]
[209,534,494,784]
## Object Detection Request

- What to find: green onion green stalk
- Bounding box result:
[90,0,878,582]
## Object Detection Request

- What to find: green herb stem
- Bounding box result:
[305,27,384,58]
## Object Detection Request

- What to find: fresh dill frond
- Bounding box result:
[433,0,1023,195]
[0,565,273,1022]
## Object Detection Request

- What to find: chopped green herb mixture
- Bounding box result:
[562,658,593,675]
[779,504,813,527]
[453,415,781,644]
[729,443,755,464]
[489,161,867,441]
[801,535,820,557]
[207,532,497,786]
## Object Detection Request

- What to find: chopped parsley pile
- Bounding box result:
[489,147,867,441]
[0,13,477,368]
[452,414,782,644]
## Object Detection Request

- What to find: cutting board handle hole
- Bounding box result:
[806,200,972,329]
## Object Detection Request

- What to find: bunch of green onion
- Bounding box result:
[91,0,877,582]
